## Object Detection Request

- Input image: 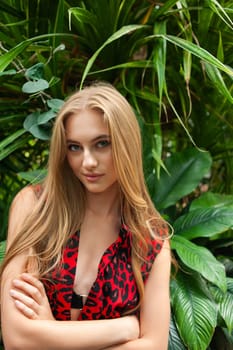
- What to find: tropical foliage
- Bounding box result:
[0,1,233,349]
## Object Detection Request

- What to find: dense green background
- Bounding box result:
[0,1,233,349]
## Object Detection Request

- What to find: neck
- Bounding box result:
[85,184,121,219]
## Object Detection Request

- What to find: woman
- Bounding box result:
[0,82,171,349]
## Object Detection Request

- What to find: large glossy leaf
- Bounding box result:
[171,271,217,350]
[152,148,212,209]
[169,315,187,350]
[171,235,227,292]
[190,192,233,211]
[210,278,233,332]
[173,206,233,240]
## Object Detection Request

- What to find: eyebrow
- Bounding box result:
[66,134,110,143]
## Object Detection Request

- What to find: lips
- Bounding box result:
[82,173,103,182]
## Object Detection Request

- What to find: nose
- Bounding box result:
[82,149,98,168]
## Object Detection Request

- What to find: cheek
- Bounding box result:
[66,154,81,172]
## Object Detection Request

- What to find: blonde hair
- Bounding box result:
[1,82,166,312]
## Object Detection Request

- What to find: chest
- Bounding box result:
[44,228,160,320]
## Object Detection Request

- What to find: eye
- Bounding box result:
[67,143,82,152]
[96,140,111,148]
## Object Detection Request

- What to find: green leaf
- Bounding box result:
[171,271,217,350]
[153,0,179,20]
[27,125,51,140]
[155,34,233,77]
[153,21,167,118]
[171,235,226,292]
[0,137,28,161]
[153,148,212,209]
[22,79,49,94]
[0,240,6,264]
[47,98,64,112]
[204,62,233,104]
[25,63,45,80]
[0,69,17,76]
[173,206,233,240]
[69,7,98,33]
[24,112,51,140]
[38,110,56,124]
[206,0,233,30]
[168,315,186,350]
[210,278,233,333]
[0,40,30,72]
[80,24,147,88]
[23,112,40,131]
[0,33,75,72]
[48,76,61,88]
[18,169,47,183]
[88,60,154,75]
[0,128,26,151]
[190,192,233,211]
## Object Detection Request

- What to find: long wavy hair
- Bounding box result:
[1,82,167,311]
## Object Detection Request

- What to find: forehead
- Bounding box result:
[65,109,109,140]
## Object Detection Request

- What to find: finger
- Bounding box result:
[20,273,46,296]
[10,289,39,314]
[12,278,42,304]
[14,299,37,320]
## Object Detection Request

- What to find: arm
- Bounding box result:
[9,240,171,350]
[102,239,171,350]
[1,187,139,350]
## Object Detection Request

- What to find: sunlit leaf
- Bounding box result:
[171,235,227,292]
[173,206,233,240]
[190,192,233,211]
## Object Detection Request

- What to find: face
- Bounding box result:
[65,109,118,195]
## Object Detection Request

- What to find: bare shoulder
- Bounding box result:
[147,239,171,285]
[11,184,39,206]
[7,185,40,246]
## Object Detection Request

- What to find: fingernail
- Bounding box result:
[12,279,21,287]
[9,289,16,297]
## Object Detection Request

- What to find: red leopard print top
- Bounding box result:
[44,224,163,320]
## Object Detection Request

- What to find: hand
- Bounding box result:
[10,273,54,321]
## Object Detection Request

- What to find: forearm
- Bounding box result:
[102,337,168,350]
[3,317,135,350]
